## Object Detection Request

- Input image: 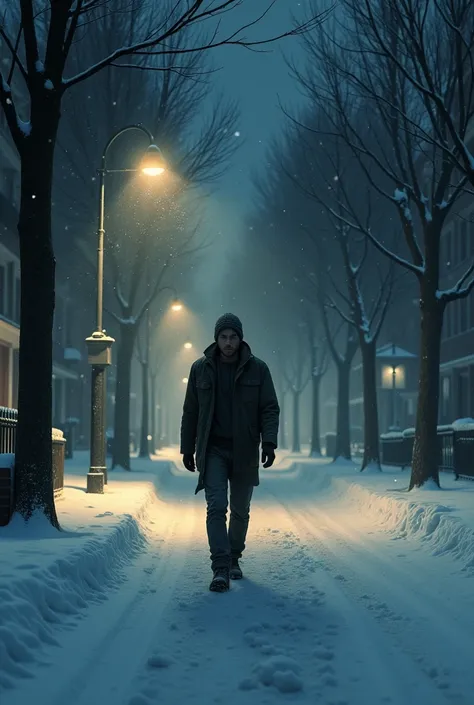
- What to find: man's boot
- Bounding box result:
[229,557,243,580]
[209,566,230,592]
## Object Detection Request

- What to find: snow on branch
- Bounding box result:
[437,261,474,303]
[0,72,27,148]
[327,206,423,278]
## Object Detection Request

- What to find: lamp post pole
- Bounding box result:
[391,365,397,428]
[86,124,157,494]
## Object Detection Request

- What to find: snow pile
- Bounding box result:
[269,456,474,572]
[329,471,474,572]
[451,417,474,431]
[0,454,169,691]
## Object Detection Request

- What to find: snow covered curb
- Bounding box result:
[291,461,474,572]
[0,461,168,691]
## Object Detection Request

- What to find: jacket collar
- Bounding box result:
[203,340,252,370]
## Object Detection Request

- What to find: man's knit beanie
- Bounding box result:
[214,313,243,341]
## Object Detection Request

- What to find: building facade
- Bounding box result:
[0,113,21,407]
[1,109,85,437]
[439,199,474,423]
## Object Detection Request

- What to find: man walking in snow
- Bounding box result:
[180,313,280,592]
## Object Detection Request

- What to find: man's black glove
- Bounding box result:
[183,453,195,472]
[261,443,275,469]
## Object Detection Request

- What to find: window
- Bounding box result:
[470,293,474,330]
[444,304,450,339]
[442,376,450,418]
[381,364,406,389]
[460,220,468,261]
[444,230,452,266]
[453,223,460,265]
[460,297,468,333]
[443,376,450,401]
[15,277,20,323]
[452,299,459,336]
[6,262,14,321]
[0,266,4,316]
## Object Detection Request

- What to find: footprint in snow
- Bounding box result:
[147,654,174,669]
[252,655,304,693]
[313,647,334,661]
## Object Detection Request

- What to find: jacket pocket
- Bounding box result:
[238,378,259,402]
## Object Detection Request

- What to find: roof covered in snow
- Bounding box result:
[376,343,417,359]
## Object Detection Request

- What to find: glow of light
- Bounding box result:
[182,377,188,384]
[184,342,193,349]
[139,144,166,176]
[142,166,165,176]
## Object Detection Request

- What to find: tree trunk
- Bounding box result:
[279,389,287,449]
[14,113,60,527]
[310,374,322,456]
[360,338,381,471]
[410,298,443,489]
[150,377,156,454]
[334,361,352,461]
[112,324,136,470]
[156,401,163,450]
[292,391,301,453]
[139,360,149,458]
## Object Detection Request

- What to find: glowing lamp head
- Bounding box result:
[184,342,192,349]
[171,299,183,312]
[140,144,166,176]
[182,377,188,384]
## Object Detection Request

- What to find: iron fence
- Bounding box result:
[381,424,474,480]
[0,408,66,526]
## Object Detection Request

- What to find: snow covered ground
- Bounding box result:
[1,450,474,705]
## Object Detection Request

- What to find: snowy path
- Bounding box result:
[6,463,473,705]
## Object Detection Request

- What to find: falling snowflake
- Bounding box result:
[234,131,241,137]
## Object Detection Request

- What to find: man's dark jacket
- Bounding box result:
[180,341,280,494]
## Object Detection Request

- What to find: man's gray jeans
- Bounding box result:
[204,445,254,571]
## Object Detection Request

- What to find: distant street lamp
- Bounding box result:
[171,299,183,312]
[184,341,193,349]
[182,377,189,384]
[86,124,166,494]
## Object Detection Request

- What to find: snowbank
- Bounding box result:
[279,459,474,573]
[0,453,170,691]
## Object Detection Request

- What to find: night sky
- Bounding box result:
[193,1,306,317]
[213,0,305,201]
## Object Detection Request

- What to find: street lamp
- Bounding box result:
[184,341,193,349]
[86,124,166,494]
[182,377,189,384]
[171,299,183,312]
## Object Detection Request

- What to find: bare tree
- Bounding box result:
[282,324,312,453]
[281,121,393,470]
[250,141,359,462]
[0,0,328,525]
[318,299,358,461]
[275,351,290,449]
[297,1,474,487]
[348,0,474,190]
[136,307,151,459]
[304,314,328,457]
